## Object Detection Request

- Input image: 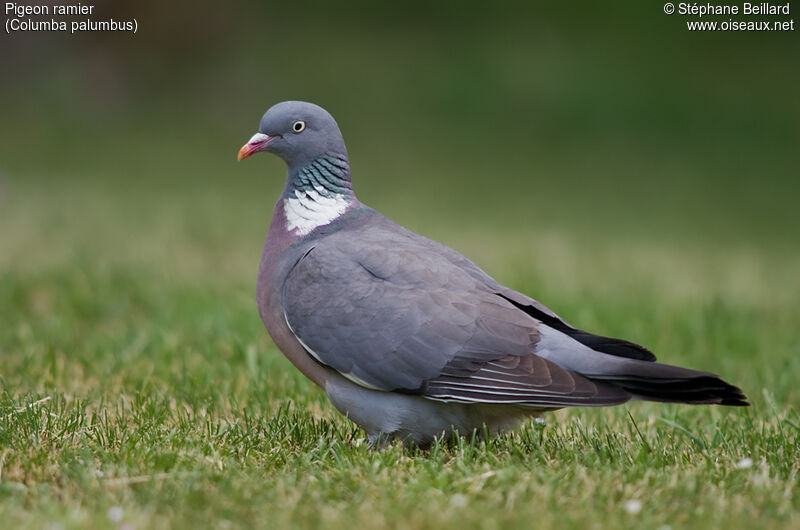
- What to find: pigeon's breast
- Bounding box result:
[255,201,331,387]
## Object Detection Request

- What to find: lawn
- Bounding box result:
[0,173,798,530]
[1,3,799,527]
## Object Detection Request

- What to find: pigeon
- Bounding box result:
[238,101,748,447]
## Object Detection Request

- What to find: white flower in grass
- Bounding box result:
[736,457,753,469]
[107,506,124,523]
[624,499,642,515]
[450,494,468,508]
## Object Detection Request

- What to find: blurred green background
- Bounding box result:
[2,0,799,329]
[2,0,799,294]
[3,1,799,244]
[2,0,800,426]
[1,2,799,528]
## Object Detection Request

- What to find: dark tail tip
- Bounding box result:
[618,375,749,407]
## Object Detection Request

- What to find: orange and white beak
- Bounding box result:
[237,133,274,161]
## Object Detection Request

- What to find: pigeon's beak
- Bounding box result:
[238,133,274,161]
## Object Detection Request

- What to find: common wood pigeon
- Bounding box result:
[238,101,748,447]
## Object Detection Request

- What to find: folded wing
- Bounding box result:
[282,223,630,408]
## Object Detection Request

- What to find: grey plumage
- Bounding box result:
[239,101,748,447]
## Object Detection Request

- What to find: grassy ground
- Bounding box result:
[1,4,799,526]
[1,175,798,530]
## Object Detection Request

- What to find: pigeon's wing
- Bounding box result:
[494,289,657,362]
[283,223,630,407]
[429,247,657,362]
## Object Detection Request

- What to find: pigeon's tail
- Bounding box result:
[590,360,749,406]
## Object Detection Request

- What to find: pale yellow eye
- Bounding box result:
[292,120,306,133]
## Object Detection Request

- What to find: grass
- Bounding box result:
[1,176,798,530]
[1,4,798,525]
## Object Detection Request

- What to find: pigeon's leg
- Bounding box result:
[367,431,395,450]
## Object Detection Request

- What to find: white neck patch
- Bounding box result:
[284,188,349,235]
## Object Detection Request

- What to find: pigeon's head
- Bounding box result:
[238,101,347,169]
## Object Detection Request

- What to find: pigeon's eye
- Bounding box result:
[292,120,306,133]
